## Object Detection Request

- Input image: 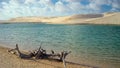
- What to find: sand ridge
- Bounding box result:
[0,12,120,25]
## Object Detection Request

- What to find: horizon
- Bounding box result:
[0,0,120,20]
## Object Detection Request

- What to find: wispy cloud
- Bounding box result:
[0,0,120,20]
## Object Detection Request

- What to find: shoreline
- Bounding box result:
[0,22,120,26]
[0,45,95,68]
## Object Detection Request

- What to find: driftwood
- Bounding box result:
[8,47,17,54]
[8,44,71,68]
[8,44,34,58]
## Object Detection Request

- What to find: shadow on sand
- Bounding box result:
[26,58,99,68]
[66,61,99,68]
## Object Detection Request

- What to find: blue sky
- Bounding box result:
[0,0,120,20]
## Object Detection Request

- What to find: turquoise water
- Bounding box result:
[0,23,120,68]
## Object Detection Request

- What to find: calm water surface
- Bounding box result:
[0,23,120,68]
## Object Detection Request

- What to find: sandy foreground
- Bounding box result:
[0,45,94,68]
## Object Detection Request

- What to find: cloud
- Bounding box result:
[0,0,120,20]
[89,0,120,12]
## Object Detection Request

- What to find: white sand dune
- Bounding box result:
[1,12,120,25]
[86,12,120,25]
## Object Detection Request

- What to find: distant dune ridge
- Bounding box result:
[1,12,120,25]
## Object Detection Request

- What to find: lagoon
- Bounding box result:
[0,23,120,68]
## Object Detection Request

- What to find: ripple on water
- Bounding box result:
[0,23,120,68]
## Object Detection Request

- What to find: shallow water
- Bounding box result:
[0,23,120,68]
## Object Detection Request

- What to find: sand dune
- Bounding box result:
[1,12,120,25]
[7,14,104,24]
[86,12,120,25]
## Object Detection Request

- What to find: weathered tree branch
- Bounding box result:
[8,44,71,68]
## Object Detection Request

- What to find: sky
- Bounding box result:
[0,0,120,20]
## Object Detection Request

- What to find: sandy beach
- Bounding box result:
[0,45,94,68]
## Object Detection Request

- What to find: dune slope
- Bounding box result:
[1,12,120,25]
[86,12,120,24]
